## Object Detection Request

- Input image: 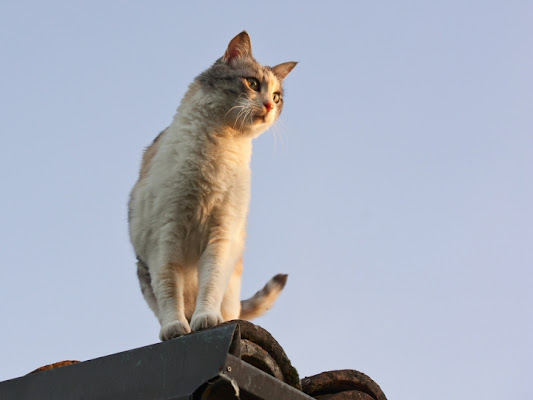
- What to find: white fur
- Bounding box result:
[129,31,296,340]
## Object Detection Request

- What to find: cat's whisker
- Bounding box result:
[271,123,279,147]
[239,108,252,132]
[276,119,289,150]
[234,103,250,131]
[228,95,253,130]
[270,119,288,151]
[231,100,248,128]
[274,125,283,150]
[225,104,244,118]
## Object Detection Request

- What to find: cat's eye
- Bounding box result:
[245,78,260,91]
[273,92,281,103]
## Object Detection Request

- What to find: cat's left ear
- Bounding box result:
[223,31,253,63]
[272,62,298,80]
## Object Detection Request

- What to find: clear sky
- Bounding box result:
[1,1,531,399]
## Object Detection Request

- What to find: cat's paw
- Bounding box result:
[190,311,224,332]
[159,320,191,341]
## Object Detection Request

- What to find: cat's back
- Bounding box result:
[138,129,166,182]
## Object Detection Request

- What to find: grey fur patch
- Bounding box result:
[136,257,160,317]
[136,257,151,292]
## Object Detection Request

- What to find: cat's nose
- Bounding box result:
[264,102,274,113]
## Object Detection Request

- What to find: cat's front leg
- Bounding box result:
[152,263,192,340]
[191,239,240,331]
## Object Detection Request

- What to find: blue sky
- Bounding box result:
[1,1,531,399]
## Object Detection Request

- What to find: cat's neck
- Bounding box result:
[167,109,253,168]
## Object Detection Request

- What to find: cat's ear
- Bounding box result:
[272,62,298,80]
[223,31,253,63]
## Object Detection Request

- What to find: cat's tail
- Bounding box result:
[239,274,288,320]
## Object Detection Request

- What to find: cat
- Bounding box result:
[128,31,297,341]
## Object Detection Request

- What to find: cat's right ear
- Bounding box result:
[272,62,298,80]
[223,31,253,63]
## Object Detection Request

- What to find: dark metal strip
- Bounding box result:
[0,324,239,400]
[222,354,315,400]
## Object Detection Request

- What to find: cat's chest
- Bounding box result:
[178,160,248,210]
[155,150,249,217]
[148,132,252,223]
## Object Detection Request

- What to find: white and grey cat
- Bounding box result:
[128,31,297,340]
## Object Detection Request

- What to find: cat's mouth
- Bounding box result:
[229,107,272,131]
[254,111,271,124]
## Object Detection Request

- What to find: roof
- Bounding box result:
[0,320,387,399]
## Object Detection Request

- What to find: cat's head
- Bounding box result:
[196,31,297,137]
